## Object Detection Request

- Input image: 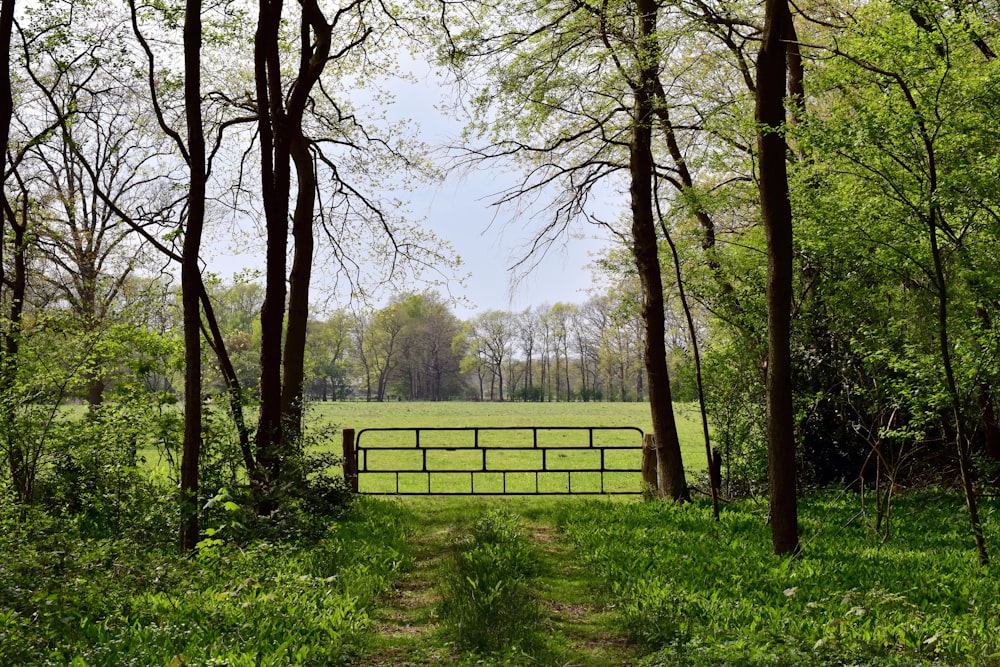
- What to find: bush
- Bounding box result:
[513,386,545,402]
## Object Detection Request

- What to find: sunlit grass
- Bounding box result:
[0,497,411,667]
[558,491,1000,666]
[308,400,706,495]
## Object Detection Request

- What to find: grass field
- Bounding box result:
[306,401,706,495]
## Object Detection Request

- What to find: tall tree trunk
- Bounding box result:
[0,0,11,179]
[974,307,1000,479]
[632,0,687,500]
[4,204,28,502]
[281,135,315,443]
[660,214,719,518]
[929,214,988,564]
[198,284,257,478]
[179,0,206,553]
[756,0,799,556]
[0,0,19,502]
[255,1,335,502]
[280,1,334,443]
[254,0,290,504]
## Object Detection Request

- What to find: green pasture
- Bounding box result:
[306,401,706,495]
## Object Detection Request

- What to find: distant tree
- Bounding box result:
[550,304,578,402]
[390,293,462,400]
[19,52,169,406]
[351,303,406,402]
[305,312,351,401]
[516,308,539,393]
[466,310,515,401]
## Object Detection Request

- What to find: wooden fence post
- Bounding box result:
[641,433,657,496]
[342,428,358,493]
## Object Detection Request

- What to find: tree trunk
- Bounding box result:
[975,306,1000,480]
[3,204,28,502]
[179,0,206,553]
[1,0,18,500]
[662,220,719,518]
[281,134,316,443]
[254,0,291,505]
[0,0,11,181]
[632,0,687,501]
[198,284,258,478]
[756,0,799,556]
[280,1,334,444]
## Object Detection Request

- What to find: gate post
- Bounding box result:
[641,433,658,496]
[342,428,358,493]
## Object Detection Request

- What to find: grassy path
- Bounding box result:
[358,498,637,667]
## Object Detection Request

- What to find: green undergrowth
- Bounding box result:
[558,491,1000,666]
[0,497,410,667]
[359,497,635,667]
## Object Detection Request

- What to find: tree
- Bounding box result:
[756,0,798,556]
[20,47,168,407]
[792,0,998,562]
[441,0,690,497]
[304,311,351,401]
[516,308,539,395]
[469,310,516,401]
[122,0,213,551]
[390,293,462,401]
[251,1,452,502]
[176,0,207,553]
[351,303,407,402]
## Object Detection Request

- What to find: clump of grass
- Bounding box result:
[437,508,543,657]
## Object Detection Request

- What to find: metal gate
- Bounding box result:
[343,426,646,495]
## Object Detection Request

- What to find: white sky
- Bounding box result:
[374,59,623,319]
[207,52,622,321]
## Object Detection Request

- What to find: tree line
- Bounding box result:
[200,285,689,404]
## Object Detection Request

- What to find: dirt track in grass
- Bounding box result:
[356,498,637,667]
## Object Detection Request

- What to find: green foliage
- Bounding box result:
[437,509,543,656]
[194,414,354,545]
[577,387,604,402]
[559,493,1000,665]
[37,398,178,544]
[0,496,410,666]
[701,340,768,496]
[513,385,545,402]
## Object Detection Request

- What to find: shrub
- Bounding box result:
[513,386,545,402]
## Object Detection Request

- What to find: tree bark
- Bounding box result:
[756,0,799,556]
[0,0,18,501]
[661,218,719,518]
[281,1,334,443]
[930,219,988,564]
[179,0,206,553]
[280,135,315,442]
[0,0,11,182]
[4,200,28,502]
[632,0,687,501]
[254,0,291,503]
